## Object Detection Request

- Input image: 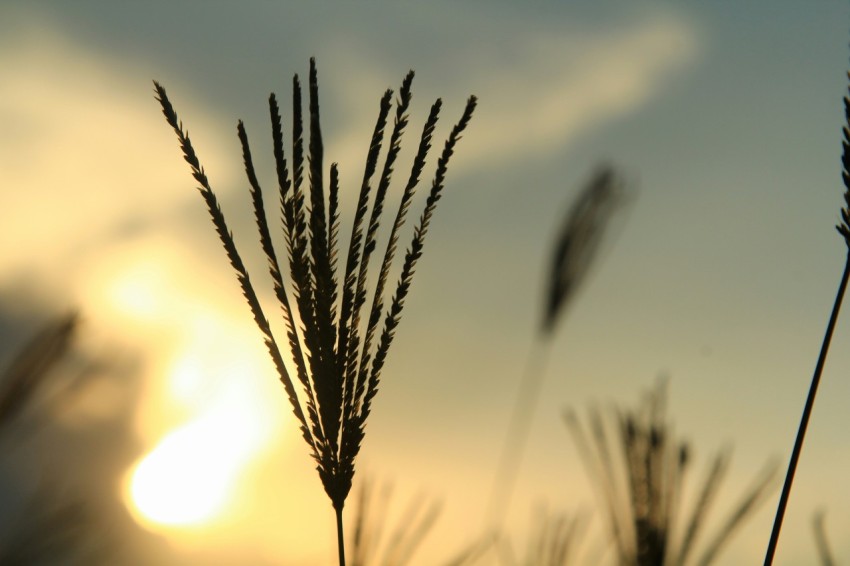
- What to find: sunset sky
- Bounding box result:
[1,1,849,564]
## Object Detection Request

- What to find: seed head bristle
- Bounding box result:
[839,70,850,246]
[156,63,475,523]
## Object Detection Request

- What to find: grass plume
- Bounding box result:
[565,381,778,566]
[0,312,78,427]
[542,165,625,336]
[155,58,476,565]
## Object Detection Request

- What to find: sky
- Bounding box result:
[1,1,849,564]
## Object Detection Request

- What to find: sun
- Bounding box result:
[125,345,280,530]
[83,240,290,542]
[89,244,288,533]
[128,416,235,526]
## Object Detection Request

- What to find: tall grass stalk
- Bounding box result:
[486,166,623,532]
[763,65,850,565]
[155,59,475,565]
[762,255,850,564]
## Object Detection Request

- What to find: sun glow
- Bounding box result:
[85,241,289,533]
[129,416,237,525]
[127,367,270,527]
[125,335,281,530]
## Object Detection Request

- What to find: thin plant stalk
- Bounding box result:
[337,507,346,566]
[763,253,850,564]
[764,63,850,564]
[486,166,623,534]
[486,338,553,531]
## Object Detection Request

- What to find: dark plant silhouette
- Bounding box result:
[542,166,624,336]
[763,59,850,565]
[0,312,107,565]
[812,510,836,566]
[155,58,476,565]
[488,166,625,530]
[0,312,78,427]
[565,382,778,566]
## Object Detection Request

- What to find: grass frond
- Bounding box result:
[357,94,477,434]
[361,99,443,411]
[154,81,321,465]
[156,61,475,565]
[675,450,729,565]
[838,72,850,245]
[0,312,77,426]
[563,409,630,563]
[566,381,777,566]
[542,165,623,336]
[351,71,415,412]
[694,458,779,566]
[523,508,588,566]
[338,89,393,429]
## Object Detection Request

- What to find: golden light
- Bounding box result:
[127,369,269,527]
[125,330,282,530]
[78,237,289,534]
[129,417,233,526]
[108,265,162,320]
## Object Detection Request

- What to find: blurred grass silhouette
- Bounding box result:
[565,381,778,566]
[348,478,441,566]
[0,313,109,565]
[487,166,626,534]
[812,511,836,566]
[497,507,588,566]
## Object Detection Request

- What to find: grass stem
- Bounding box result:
[486,336,553,533]
[336,505,346,566]
[764,251,850,565]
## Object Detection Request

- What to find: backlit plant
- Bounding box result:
[155,58,476,565]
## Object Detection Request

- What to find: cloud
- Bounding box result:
[0,23,238,299]
[323,11,698,176]
[463,16,698,165]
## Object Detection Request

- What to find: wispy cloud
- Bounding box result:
[322,11,697,179]
[466,16,697,165]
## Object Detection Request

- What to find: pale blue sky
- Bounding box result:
[1,1,849,564]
